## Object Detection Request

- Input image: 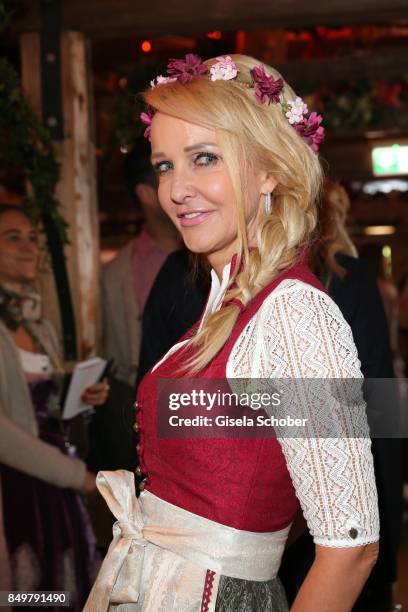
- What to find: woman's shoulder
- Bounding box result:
[261,276,329,305]
[257,277,351,334]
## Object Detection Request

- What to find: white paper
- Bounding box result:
[62,357,107,420]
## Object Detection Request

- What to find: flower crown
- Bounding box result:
[140,54,325,152]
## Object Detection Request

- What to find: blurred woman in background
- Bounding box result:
[0,204,108,610]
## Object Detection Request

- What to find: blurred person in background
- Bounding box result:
[358,242,405,380]
[102,137,181,389]
[0,204,109,610]
[136,249,209,384]
[92,138,180,475]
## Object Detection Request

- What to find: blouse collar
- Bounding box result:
[198,261,232,331]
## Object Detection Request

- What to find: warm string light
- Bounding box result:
[141,40,152,53]
[363,226,396,236]
[206,31,222,40]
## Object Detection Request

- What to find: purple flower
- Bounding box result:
[140,110,154,140]
[167,53,208,84]
[295,112,325,152]
[250,65,284,105]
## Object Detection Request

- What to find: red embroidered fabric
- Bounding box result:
[200,570,216,612]
[136,261,323,532]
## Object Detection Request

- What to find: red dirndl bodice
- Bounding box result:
[136,261,324,533]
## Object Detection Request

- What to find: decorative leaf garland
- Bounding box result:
[113,71,408,150]
[0,56,68,242]
[303,76,408,134]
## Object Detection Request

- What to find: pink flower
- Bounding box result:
[150,75,177,88]
[140,110,154,140]
[210,56,238,81]
[295,112,325,152]
[167,53,208,84]
[285,97,308,124]
[250,65,284,104]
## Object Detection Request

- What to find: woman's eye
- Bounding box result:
[29,233,38,244]
[194,152,219,167]
[153,160,172,175]
[7,233,20,242]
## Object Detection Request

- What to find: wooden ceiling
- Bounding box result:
[14,0,408,38]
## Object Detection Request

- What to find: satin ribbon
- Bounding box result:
[84,470,290,611]
[84,471,210,611]
[83,471,146,609]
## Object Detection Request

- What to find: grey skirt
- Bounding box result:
[215,575,289,612]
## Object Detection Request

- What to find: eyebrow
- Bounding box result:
[151,142,218,160]
[0,228,21,235]
[0,228,36,237]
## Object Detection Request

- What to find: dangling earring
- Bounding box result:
[264,192,272,215]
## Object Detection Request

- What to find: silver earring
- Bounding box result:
[264,192,272,215]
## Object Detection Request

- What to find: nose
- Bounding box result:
[22,238,39,256]
[169,168,196,205]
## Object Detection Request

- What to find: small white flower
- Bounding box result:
[285,96,309,124]
[150,75,177,89]
[157,75,177,85]
[210,56,238,81]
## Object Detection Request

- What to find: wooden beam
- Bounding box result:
[59,31,101,359]
[14,0,408,39]
[276,52,408,91]
[20,31,101,361]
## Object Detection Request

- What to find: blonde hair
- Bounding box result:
[144,54,323,372]
[310,179,358,284]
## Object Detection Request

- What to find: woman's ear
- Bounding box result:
[260,174,278,195]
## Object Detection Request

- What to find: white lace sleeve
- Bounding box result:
[227,280,380,548]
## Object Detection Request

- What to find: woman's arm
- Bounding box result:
[0,321,96,492]
[0,408,87,490]
[291,542,378,611]
[255,282,380,610]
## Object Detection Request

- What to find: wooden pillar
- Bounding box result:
[20,31,101,361]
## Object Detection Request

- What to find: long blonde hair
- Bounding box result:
[144,54,323,372]
[310,179,358,284]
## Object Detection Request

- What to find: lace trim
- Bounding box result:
[314,534,380,548]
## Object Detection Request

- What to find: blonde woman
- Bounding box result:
[86,55,379,612]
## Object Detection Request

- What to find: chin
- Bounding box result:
[182,238,215,254]
[21,272,37,283]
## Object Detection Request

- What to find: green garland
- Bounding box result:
[114,72,408,150]
[306,76,408,133]
[0,55,68,242]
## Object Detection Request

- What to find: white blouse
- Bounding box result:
[154,263,380,548]
[18,348,53,377]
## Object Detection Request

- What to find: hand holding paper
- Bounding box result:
[62,357,108,420]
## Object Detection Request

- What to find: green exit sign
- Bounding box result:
[372,144,408,176]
